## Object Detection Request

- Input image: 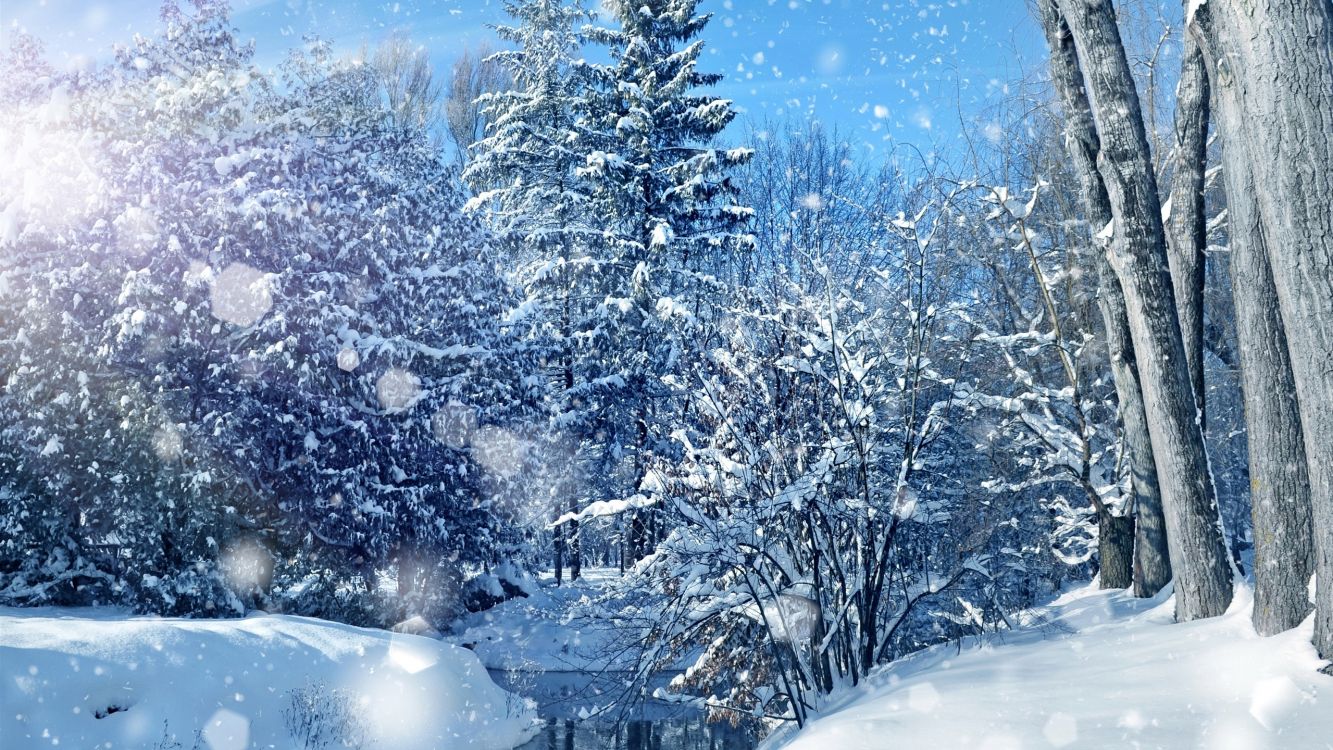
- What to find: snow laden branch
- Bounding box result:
[591,183,1040,728]
[951,179,1133,583]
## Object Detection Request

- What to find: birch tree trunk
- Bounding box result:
[1056,0,1233,621]
[1038,0,1172,596]
[1191,0,1333,656]
[1166,36,1210,429]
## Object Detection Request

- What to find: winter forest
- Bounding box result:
[2,0,1332,748]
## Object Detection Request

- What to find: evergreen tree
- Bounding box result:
[0,2,544,621]
[576,0,753,560]
[465,0,603,582]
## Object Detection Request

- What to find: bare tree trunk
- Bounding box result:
[1037,0,1172,596]
[1218,134,1314,635]
[1166,36,1210,428]
[1099,513,1135,589]
[1105,263,1172,598]
[398,550,419,602]
[1191,0,1333,654]
[569,500,582,581]
[554,511,565,586]
[1056,0,1233,621]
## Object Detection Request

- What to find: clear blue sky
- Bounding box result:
[2,0,1048,155]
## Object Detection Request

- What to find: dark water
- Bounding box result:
[488,670,758,750]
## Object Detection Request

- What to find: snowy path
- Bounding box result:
[767,584,1332,750]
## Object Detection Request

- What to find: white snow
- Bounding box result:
[1,607,536,750]
[450,568,633,673]
[766,583,1332,750]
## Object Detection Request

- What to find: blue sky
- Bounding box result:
[2,0,1047,153]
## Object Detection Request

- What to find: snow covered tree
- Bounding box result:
[468,0,753,571]
[574,0,754,561]
[603,173,1060,725]
[1044,0,1233,621]
[0,2,544,622]
[1036,0,1172,598]
[958,181,1133,588]
[465,0,604,583]
[1190,0,1333,656]
[0,7,265,612]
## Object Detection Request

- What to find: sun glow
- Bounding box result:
[0,85,108,248]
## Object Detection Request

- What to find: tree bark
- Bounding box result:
[1191,0,1333,654]
[1166,36,1210,429]
[1037,0,1172,596]
[1057,0,1233,621]
[1218,135,1314,636]
[1099,513,1135,589]
[397,551,419,601]
[569,499,582,581]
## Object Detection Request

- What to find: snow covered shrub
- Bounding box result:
[602,176,1066,727]
[268,567,391,629]
[283,680,367,750]
[130,562,246,618]
[460,564,534,614]
[149,721,204,750]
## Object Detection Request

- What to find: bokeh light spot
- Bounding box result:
[376,368,421,413]
[210,263,272,327]
[202,708,249,750]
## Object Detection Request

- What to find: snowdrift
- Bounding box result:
[767,584,1332,750]
[1,607,536,749]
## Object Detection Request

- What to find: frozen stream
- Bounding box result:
[488,669,757,750]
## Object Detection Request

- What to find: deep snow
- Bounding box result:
[765,583,1332,750]
[1,606,537,749]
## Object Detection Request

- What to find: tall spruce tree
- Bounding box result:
[469,0,752,567]
[577,0,753,560]
[465,0,602,583]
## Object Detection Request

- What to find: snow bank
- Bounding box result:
[767,584,1332,749]
[1,607,537,749]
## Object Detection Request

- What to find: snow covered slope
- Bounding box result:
[767,584,1332,750]
[1,607,537,749]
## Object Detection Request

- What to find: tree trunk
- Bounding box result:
[1218,135,1314,636]
[1057,0,1233,621]
[1107,264,1172,599]
[1166,36,1210,429]
[554,513,565,586]
[569,499,582,581]
[1191,0,1333,653]
[1099,512,1135,589]
[397,551,419,601]
[1037,0,1171,596]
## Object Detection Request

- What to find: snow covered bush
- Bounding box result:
[597,174,1065,727]
[283,680,367,750]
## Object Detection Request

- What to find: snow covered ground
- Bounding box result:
[765,583,1332,750]
[1,607,537,750]
[451,568,637,673]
